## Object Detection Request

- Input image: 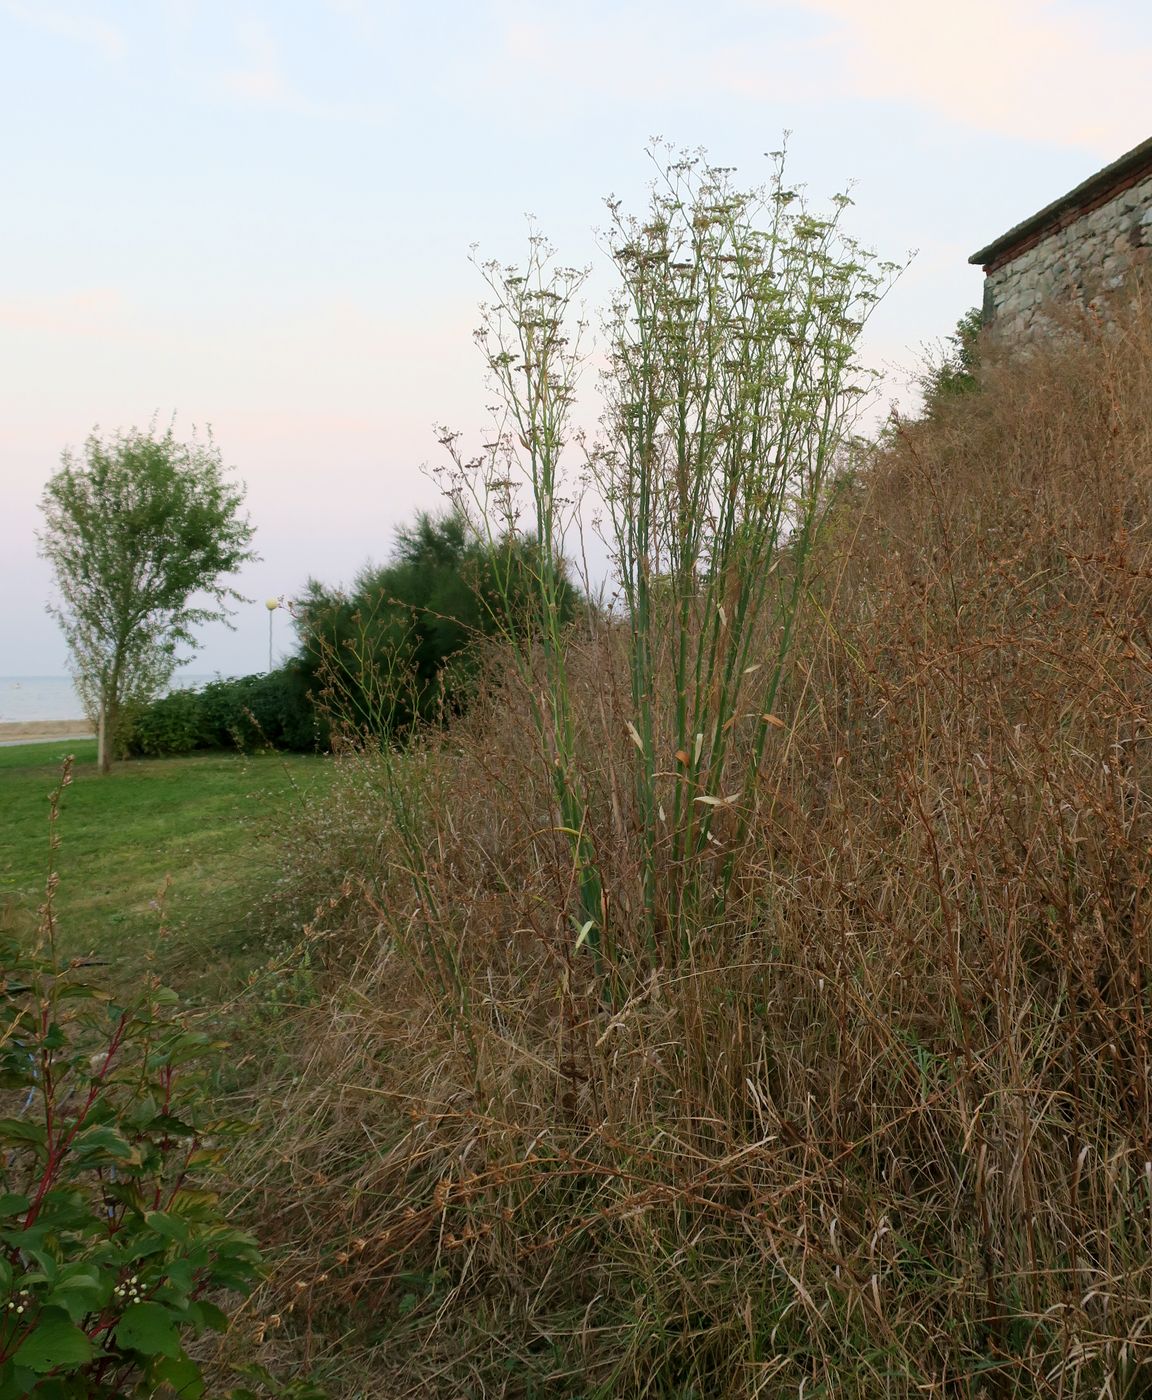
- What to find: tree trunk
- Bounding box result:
[100,654,123,776]
[97,704,108,775]
[102,694,120,775]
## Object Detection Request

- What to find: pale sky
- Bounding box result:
[2,0,1149,676]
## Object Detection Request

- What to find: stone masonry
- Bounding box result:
[970,136,1152,338]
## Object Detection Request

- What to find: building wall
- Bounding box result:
[984,172,1152,336]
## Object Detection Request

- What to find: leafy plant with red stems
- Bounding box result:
[0,758,308,1398]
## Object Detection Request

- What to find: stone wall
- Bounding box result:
[984,172,1152,337]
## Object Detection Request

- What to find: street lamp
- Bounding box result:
[265,598,280,672]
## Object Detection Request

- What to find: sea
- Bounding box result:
[0,676,213,724]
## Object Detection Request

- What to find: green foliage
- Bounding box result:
[125,510,576,756]
[0,779,257,1395]
[918,306,983,415]
[292,509,581,736]
[195,673,318,753]
[38,423,258,773]
[123,688,203,757]
[0,761,324,1397]
[127,674,318,758]
[0,972,262,1397]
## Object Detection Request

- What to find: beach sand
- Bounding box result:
[0,718,94,744]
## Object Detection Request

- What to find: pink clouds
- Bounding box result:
[0,288,127,337]
[786,0,1150,152]
[497,0,1149,155]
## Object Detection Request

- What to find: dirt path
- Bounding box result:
[0,719,94,745]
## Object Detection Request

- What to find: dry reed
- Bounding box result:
[234,291,1152,1398]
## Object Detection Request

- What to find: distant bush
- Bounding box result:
[126,671,319,758]
[194,671,319,753]
[292,509,583,737]
[126,510,583,758]
[125,687,203,756]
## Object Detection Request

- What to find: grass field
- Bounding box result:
[0,738,330,996]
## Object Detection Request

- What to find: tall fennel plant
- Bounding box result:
[438,235,605,958]
[443,150,894,971]
[595,148,895,950]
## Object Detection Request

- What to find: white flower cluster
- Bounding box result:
[114,1274,142,1302]
[6,1289,31,1314]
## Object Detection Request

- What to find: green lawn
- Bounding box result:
[0,739,330,995]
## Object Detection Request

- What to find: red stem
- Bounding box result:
[22,1010,132,1232]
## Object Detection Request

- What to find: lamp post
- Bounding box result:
[265,598,280,672]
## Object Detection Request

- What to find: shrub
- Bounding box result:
[918,305,983,415]
[125,672,319,758]
[194,673,318,754]
[292,509,582,738]
[125,510,576,759]
[124,688,203,757]
[0,763,267,1397]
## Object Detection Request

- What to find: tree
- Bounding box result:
[38,424,258,773]
[290,509,581,736]
[918,306,983,415]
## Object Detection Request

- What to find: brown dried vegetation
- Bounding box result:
[237,296,1152,1397]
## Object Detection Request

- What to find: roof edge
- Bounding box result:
[969,135,1152,268]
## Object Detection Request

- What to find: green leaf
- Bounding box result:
[202,1116,256,1137]
[166,1188,219,1220]
[152,1353,205,1398]
[47,1268,107,1321]
[0,1364,38,1400]
[143,1209,189,1242]
[53,981,109,1002]
[33,1190,92,1234]
[0,1194,29,1218]
[107,1179,151,1213]
[0,1118,47,1147]
[123,1094,159,1130]
[71,1123,143,1165]
[12,1313,95,1372]
[161,1257,195,1299]
[185,1146,226,1169]
[25,1381,70,1400]
[115,1300,183,1358]
[150,1032,216,1070]
[20,1248,59,1284]
[188,1299,229,1332]
[150,1114,197,1137]
[125,1235,170,1264]
[74,1097,115,1127]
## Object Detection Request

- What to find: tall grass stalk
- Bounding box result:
[439,235,605,963]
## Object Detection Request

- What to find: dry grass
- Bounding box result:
[232,293,1152,1398]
